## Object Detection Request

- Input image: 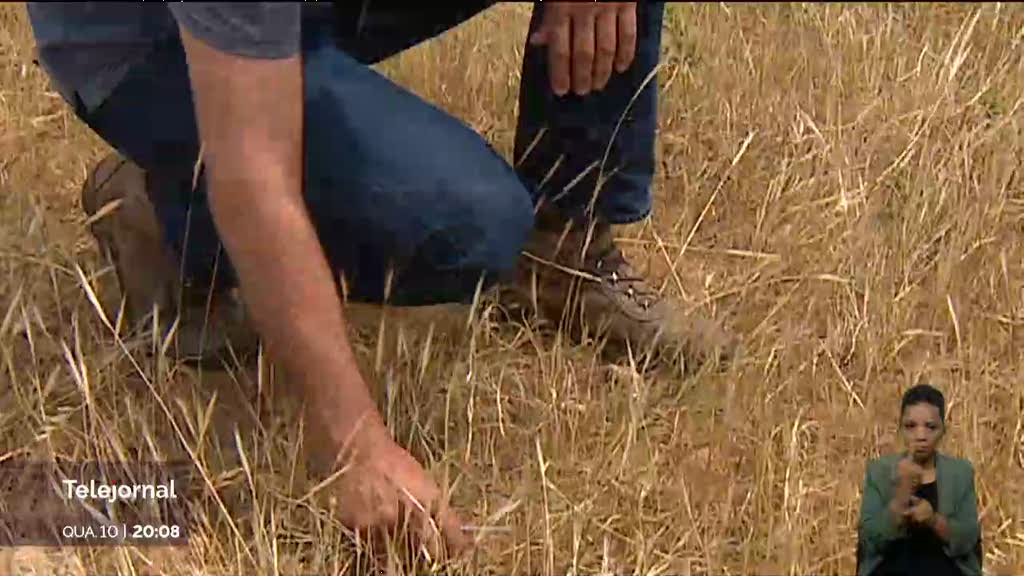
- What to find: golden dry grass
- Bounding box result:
[2,2,1024,575]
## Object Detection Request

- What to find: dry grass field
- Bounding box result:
[2,2,1024,575]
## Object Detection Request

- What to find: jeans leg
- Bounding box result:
[302,21,534,305]
[71,22,534,307]
[312,1,497,65]
[513,2,665,225]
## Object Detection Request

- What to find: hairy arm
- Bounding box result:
[177,24,380,450]
[163,9,471,557]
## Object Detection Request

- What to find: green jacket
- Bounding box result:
[857,452,981,576]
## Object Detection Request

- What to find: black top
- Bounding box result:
[873,481,963,576]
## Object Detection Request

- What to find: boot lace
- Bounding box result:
[589,241,661,311]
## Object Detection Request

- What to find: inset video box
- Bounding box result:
[0,460,196,547]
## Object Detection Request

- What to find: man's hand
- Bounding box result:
[905,496,936,527]
[325,415,469,561]
[529,2,638,96]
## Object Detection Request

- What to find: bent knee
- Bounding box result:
[473,186,535,274]
[426,178,534,277]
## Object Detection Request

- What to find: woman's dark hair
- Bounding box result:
[901,383,946,422]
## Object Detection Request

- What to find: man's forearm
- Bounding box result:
[175,26,381,452]
[209,175,380,443]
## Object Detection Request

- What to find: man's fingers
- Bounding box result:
[360,524,393,568]
[397,485,469,562]
[615,4,638,73]
[423,495,470,558]
[593,9,618,90]
[570,10,596,95]
[438,502,470,555]
[406,505,468,565]
[407,505,445,564]
[545,16,572,96]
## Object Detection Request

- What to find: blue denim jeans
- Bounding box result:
[73,3,664,306]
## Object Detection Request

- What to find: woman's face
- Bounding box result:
[900,402,944,461]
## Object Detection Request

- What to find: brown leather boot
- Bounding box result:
[81,152,258,363]
[505,204,739,369]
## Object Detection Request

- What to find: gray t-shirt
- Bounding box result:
[26,2,302,112]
